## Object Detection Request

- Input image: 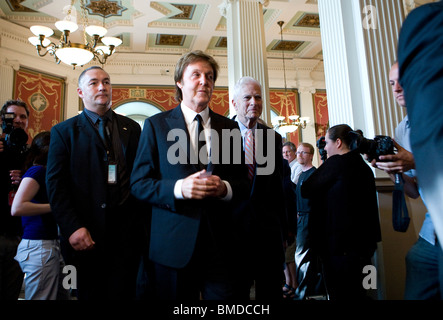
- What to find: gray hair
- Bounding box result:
[232,76,262,101]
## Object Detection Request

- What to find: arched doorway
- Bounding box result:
[114,101,162,129]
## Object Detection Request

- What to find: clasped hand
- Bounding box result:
[181,169,227,200]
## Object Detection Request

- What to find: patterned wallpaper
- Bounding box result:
[13,68,65,143]
[12,71,327,146]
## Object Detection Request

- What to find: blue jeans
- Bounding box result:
[404,236,440,300]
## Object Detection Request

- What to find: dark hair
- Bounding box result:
[174,50,219,103]
[327,124,353,148]
[1,100,30,117]
[24,131,51,171]
[78,66,108,88]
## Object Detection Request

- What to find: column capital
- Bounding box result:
[219,0,269,17]
[0,58,20,71]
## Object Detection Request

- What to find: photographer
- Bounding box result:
[372,62,440,300]
[301,124,381,300]
[0,99,30,300]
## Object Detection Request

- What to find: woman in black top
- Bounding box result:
[301,124,381,300]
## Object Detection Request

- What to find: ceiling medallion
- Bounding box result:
[156,34,186,46]
[86,0,126,18]
[294,13,320,28]
[273,40,303,52]
[6,0,35,12]
[170,4,196,20]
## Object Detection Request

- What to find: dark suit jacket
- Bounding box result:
[398,1,443,242]
[232,122,287,266]
[130,105,249,269]
[46,111,142,247]
[301,150,381,257]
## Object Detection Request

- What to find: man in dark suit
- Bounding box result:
[46,66,143,300]
[231,76,287,300]
[398,1,443,251]
[130,50,249,300]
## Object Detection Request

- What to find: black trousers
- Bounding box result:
[151,215,235,300]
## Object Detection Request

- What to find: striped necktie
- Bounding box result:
[245,129,255,181]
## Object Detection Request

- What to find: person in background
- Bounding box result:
[46,66,143,300]
[231,76,286,300]
[398,2,443,298]
[301,124,381,300]
[281,142,298,298]
[0,100,30,300]
[293,142,324,300]
[11,131,69,300]
[282,141,302,184]
[372,62,440,299]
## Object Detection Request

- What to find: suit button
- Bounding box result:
[101,203,106,209]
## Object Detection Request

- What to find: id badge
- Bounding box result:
[108,163,117,184]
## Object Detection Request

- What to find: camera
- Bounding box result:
[316,136,327,161]
[349,131,395,162]
[1,112,28,155]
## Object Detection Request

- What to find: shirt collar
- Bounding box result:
[235,117,257,135]
[181,103,210,126]
[83,107,113,125]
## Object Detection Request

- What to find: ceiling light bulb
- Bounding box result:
[101,37,123,47]
[55,20,78,33]
[86,25,108,37]
[28,36,51,47]
[30,25,54,37]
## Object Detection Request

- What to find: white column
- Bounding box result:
[298,88,318,167]
[219,0,271,125]
[318,0,405,139]
[0,58,19,103]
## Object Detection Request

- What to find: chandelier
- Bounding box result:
[28,0,122,69]
[272,21,310,135]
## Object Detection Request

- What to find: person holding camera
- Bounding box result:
[0,99,30,300]
[372,62,440,300]
[301,124,381,300]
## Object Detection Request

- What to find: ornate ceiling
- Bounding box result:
[0,0,323,60]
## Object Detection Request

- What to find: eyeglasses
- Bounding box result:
[296,151,312,155]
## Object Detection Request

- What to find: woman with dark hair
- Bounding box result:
[11,131,68,300]
[301,124,381,300]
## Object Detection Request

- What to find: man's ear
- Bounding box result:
[77,87,83,99]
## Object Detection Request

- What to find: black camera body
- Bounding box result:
[316,136,327,161]
[349,131,394,162]
[1,112,28,155]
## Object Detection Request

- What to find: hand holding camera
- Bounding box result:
[1,112,28,155]
[372,140,415,174]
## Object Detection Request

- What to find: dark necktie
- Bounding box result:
[195,114,207,170]
[98,116,110,150]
